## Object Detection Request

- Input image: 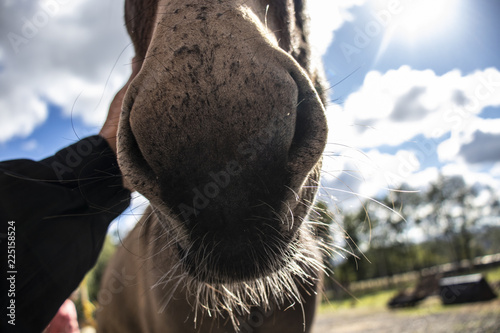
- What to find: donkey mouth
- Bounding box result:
[174,229,294,284]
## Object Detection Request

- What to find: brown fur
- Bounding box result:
[98,1,328,332]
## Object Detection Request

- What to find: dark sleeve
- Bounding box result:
[0,135,131,332]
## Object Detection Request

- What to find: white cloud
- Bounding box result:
[323,99,431,204]
[403,167,439,190]
[308,0,367,56]
[323,65,500,208]
[0,0,133,143]
[357,149,420,195]
[438,117,500,164]
[492,163,500,177]
[0,85,48,142]
[441,162,500,191]
[342,66,500,148]
[320,146,423,208]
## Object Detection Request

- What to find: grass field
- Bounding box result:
[314,266,500,332]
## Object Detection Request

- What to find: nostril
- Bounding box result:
[287,71,328,176]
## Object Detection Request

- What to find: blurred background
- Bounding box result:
[1,0,499,331]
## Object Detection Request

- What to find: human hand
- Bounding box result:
[99,57,141,153]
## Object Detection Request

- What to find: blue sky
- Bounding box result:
[1,0,500,230]
[326,0,500,90]
[315,0,500,209]
[0,103,94,161]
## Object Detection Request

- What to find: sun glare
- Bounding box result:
[395,0,458,37]
[373,0,461,59]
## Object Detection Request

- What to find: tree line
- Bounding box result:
[316,174,500,286]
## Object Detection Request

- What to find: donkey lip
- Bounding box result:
[175,242,185,256]
[174,232,294,284]
[174,242,226,284]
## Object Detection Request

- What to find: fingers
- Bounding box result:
[99,57,141,153]
[131,56,142,77]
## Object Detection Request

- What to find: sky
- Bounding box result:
[1,0,500,234]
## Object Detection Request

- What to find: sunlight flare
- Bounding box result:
[374,0,461,59]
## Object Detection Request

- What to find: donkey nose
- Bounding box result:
[286,67,328,185]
